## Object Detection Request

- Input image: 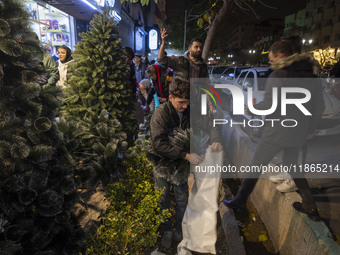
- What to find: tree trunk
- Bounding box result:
[202,0,230,61]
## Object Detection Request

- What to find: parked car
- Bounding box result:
[209,65,229,84]
[220,66,250,82]
[231,67,270,106]
[209,65,229,79]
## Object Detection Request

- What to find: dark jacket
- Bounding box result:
[255,54,324,147]
[128,62,137,94]
[150,101,190,160]
[157,52,208,79]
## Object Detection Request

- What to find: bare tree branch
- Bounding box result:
[257,0,277,10]
[236,0,260,19]
[187,0,220,22]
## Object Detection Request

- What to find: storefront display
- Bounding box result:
[24,0,75,56]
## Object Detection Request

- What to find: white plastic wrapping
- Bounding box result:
[178,146,223,254]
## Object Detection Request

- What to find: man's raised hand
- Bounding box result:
[160,28,168,44]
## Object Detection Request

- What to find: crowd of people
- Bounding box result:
[39,29,329,254]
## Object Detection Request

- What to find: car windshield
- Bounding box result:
[257,70,270,90]
[236,67,248,77]
[213,66,227,74]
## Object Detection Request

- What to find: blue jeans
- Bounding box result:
[154,176,188,233]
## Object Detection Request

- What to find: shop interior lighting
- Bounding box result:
[81,0,97,10]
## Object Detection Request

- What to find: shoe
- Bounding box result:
[276,179,298,193]
[269,172,291,183]
[161,231,172,249]
[223,199,248,214]
[173,230,183,242]
[293,202,321,221]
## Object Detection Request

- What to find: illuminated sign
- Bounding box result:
[149,29,158,50]
[109,9,121,22]
[136,31,143,51]
[109,0,115,7]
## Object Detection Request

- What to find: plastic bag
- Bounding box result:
[178,146,223,254]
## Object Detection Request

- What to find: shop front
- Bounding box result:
[25,0,148,58]
[24,0,76,58]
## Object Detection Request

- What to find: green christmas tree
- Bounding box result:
[0,0,82,253]
[58,9,136,185]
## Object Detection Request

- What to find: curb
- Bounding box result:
[220,110,340,254]
[219,202,247,255]
[250,178,340,255]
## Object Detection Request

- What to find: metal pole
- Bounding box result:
[183,10,187,53]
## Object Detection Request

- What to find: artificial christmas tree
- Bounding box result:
[0,0,82,253]
[58,9,136,185]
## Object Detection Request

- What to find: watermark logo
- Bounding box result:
[199,82,312,128]
[201,84,311,116]
[199,83,223,115]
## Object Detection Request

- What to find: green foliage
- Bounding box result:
[0,0,82,253]
[85,153,170,255]
[58,8,137,185]
[60,8,136,142]
[58,110,128,186]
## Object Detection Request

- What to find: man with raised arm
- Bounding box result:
[157,28,209,79]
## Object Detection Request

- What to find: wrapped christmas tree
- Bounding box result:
[0,0,82,253]
[58,9,136,185]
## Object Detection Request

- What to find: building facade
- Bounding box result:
[284,0,340,65]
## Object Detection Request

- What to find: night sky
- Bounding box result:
[251,0,307,21]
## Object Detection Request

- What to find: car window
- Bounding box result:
[223,68,234,78]
[237,71,248,86]
[213,66,227,75]
[257,71,270,90]
[243,72,254,91]
[236,67,248,77]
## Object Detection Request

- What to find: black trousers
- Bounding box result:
[233,140,317,210]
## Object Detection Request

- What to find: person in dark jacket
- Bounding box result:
[122,46,137,94]
[157,28,208,79]
[224,40,324,221]
[150,77,222,248]
[150,78,199,249]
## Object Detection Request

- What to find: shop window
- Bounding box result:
[24,0,74,56]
